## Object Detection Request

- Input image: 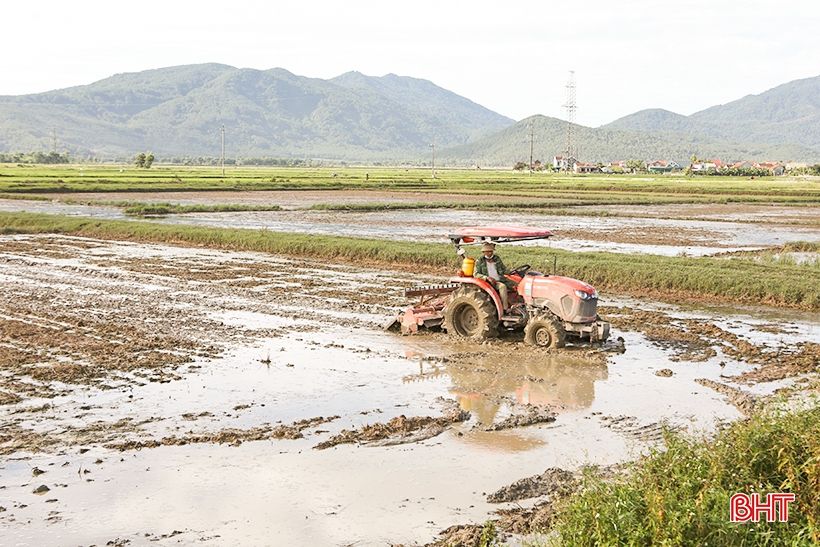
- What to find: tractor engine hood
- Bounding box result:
[518,275,599,323]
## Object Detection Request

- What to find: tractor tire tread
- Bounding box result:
[443,286,499,340]
[524,312,566,349]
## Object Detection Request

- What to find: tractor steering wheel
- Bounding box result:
[511,264,531,276]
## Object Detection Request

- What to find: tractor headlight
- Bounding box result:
[575,289,596,300]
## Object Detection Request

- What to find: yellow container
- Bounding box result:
[462,257,475,276]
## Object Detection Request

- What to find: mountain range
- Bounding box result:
[603,75,820,154]
[0,64,512,160]
[0,64,818,164]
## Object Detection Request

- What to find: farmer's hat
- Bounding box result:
[481,242,496,252]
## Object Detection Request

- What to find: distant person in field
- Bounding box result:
[474,242,515,310]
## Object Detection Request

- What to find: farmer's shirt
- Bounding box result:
[486,260,500,281]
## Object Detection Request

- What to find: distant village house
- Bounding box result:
[572,161,598,174]
[553,155,577,171]
[646,160,682,173]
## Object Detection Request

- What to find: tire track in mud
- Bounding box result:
[313,401,469,450]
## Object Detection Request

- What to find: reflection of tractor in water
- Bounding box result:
[400,347,609,427]
[393,227,611,348]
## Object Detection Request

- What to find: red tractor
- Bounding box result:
[394,227,610,348]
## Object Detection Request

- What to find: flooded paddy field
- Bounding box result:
[34,190,820,224]
[2,197,818,257]
[24,190,553,210]
[1,235,817,545]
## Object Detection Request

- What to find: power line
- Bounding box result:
[563,70,577,167]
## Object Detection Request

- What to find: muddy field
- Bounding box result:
[2,198,819,257]
[1,234,817,545]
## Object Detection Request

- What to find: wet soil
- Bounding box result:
[0,234,817,545]
[314,401,468,449]
[106,415,339,451]
[694,379,758,416]
[600,305,820,382]
[486,467,577,503]
[430,467,584,544]
[585,203,820,226]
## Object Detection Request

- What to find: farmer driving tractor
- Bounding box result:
[474,242,516,311]
[393,226,610,347]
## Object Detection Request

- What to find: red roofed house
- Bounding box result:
[647,160,682,173]
[573,162,599,174]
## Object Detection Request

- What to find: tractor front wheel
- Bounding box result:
[524,313,566,349]
[443,287,499,340]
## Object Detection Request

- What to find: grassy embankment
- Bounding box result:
[549,405,819,546]
[1,211,817,310]
[1,165,819,207]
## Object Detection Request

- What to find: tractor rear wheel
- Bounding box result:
[524,313,566,349]
[443,286,499,340]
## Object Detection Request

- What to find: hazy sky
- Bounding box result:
[4,0,818,126]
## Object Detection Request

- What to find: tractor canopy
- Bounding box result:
[449,226,554,245]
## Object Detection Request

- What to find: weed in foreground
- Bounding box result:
[551,407,819,546]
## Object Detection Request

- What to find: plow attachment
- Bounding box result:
[384,283,459,334]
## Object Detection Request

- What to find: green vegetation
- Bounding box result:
[551,406,819,546]
[3,65,817,163]
[445,114,818,166]
[134,152,155,169]
[0,165,818,207]
[0,152,70,164]
[1,211,817,310]
[116,202,281,217]
[478,522,500,546]
[0,63,512,160]
[602,75,820,155]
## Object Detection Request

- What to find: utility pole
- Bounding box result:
[430,139,436,179]
[529,120,534,171]
[51,128,57,154]
[220,125,225,176]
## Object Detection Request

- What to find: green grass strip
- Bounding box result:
[116,202,282,216]
[1,166,819,204]
[551,406,820,546]
[0,211,817,310]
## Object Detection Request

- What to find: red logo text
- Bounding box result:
[730,493,795,523]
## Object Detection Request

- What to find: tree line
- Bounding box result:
[0,152,70,164]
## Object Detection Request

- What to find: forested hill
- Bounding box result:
[600,75,820,159]
[441,114,817,166]
[1,66,818,164]
[0,64,513,160]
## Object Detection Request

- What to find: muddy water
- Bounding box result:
[0,198,125,220]
[156,208,819,256]
[584,203,820,224]
[1,235,817,545]
[32,190,544,210]
[3,198,818,257]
